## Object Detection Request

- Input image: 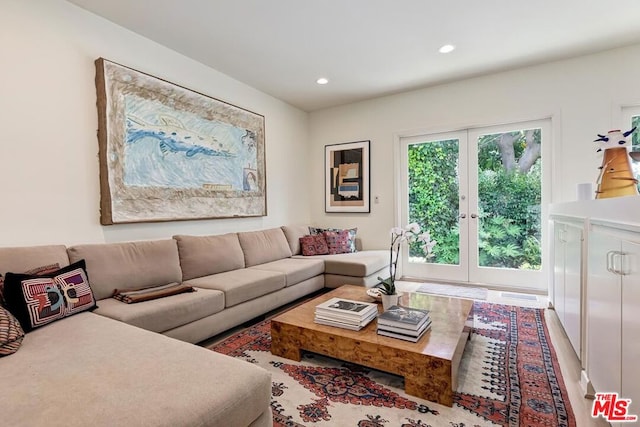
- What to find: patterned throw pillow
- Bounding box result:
[309,227,357,253]
[0,305,24,357]
[3,260,97,332]
[299,234,330,256]
[0,264,60,308]
[323,230,352,255]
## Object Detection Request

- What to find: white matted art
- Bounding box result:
[95,58,266,224]
[325,140,370,213]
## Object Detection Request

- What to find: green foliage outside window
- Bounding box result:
[407,129,542,270]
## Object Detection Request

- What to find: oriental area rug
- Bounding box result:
[209,302,576,427]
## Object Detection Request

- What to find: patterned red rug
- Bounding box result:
[209,302,576,427]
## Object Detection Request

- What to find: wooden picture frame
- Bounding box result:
[325,140,370,213]
[95,58,266,224]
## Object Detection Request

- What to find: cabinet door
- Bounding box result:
[553,223,566,325]
[564,223,582,358]
[622,240,640,408]
[587,229,621,395]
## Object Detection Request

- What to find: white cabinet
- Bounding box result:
[552,217,584,361]
[587,221,640,411]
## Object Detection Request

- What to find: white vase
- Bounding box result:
[381,293,400,311]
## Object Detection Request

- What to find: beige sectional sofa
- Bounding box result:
[0,225,388,426]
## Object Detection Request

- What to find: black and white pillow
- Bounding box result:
[3,260,97,332]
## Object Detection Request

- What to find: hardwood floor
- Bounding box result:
[202,283,610,426]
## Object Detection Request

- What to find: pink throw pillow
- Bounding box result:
[323,230,351,255]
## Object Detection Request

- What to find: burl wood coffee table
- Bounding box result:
[270,285,474,407]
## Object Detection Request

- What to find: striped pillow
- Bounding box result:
[0,306,24,356]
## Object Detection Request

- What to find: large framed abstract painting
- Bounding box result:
[325,140,370,213]
[95,58,266,224]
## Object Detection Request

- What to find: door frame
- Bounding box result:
[394,118,553,292]
[397,130,469,282]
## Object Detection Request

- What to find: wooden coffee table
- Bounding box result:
[270,285,474,407]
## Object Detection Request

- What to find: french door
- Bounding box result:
[399,119,550,290]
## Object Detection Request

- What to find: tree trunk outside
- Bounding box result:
[517,129,541,174]
[497,133,518,172]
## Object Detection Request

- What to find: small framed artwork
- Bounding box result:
[325,140,370,213]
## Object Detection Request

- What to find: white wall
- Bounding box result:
[309,44,640,251]
[0,0,310,246]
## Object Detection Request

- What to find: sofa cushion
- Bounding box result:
[95,288,224,333]
[238,228,292,267]
[0,263,61,307]
[281,225,310,255]
[0,245,70,306]
[4,260,97,332]
[250,258,325,287]
[68,240,182,300]
[184,269,285,307]
[300,234,329,256]
[0,306,24,356]
[297,250,389,277]
[0,312,271,427]
[0,245,70,277]
[174,233,245,281]
[324,272,386,288]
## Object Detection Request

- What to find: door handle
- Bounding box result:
[470,213,478,219]
[614,252,628,275]
[607,250,616,273]
[459,213,466,219]
[607,251,627,275]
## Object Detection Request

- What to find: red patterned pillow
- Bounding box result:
[0,263,60,308]
[323,230,351,255]
[309,227,357,253]
[4,260,96,332]
[0,306,24,356]
[299,234,329,256]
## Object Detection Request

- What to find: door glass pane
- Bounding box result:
[476,128,542,270]
[630,116,640,192]
[407,139,460,265]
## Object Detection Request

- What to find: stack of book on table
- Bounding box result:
[377,305,432,342]
[314,297,378,331]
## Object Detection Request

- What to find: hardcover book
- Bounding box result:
[377,319,432,337]
[315,297,377,318]
[314,311,377,330]
[377,324,431,342]
[377,305,430,330]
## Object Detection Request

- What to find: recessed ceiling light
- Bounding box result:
[438,44,456,54]
[316,77,329,85]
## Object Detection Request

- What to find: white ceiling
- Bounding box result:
[67,0,640,112]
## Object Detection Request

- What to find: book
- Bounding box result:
[315,298,378,319]
[377,325,431,342]
[314,317,363,331]
[314,309,378,324]
[377,319,432,337]
[314,311,377,330]
[377,305,430,330]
